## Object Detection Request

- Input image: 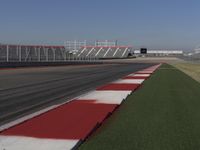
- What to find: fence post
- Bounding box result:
[46,48,49,62]
[38,47,40,62]
[6,45,9,62]
[53,49,56,62]
[19,45,22,62]
[64,51,67,61]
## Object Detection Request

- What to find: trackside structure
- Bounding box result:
[76,46,132,59]
[134,49,183,56]
[75,40,131,58]
[0,41,132,62]
[0,44,68,62]
[64,40,87,54]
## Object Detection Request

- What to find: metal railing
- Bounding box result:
[0,44,99,62]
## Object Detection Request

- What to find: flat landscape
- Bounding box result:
[79,64,200,150]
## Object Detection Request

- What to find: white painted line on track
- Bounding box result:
[113,79,144,84]
[77,90,132,104]
[0,105,60,132]
[0,98,77,132]
[0,135,78,150]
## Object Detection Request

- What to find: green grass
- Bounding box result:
[79,64,200,150]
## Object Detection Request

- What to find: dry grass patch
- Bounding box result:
[172,63,200,83]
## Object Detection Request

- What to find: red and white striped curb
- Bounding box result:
[0,64,161,150]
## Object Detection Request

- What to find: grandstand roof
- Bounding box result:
[81,46,132,48]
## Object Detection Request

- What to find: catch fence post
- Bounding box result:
[6,45,9,62]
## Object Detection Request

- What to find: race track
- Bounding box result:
[0,63,154,125]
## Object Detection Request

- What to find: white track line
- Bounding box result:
[0,97,77,132]
[0,104,60,132]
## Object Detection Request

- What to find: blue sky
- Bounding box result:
[0,0,200,50]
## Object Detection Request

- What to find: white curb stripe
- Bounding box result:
[0,135,79,150]
[128,74,150,77]
[113,79,144,84]
[77,90,131,104]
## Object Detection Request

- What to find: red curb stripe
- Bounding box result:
[135,73,152,74]
[1,100,117,140]
[96,83,140,91]
[123,76,149,79]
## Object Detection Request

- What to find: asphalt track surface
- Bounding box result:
[0,63,154,126]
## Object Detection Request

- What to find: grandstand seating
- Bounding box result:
[76,46,131,59]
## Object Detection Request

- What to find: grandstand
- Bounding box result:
[68,40,132,59]
[76,46,131,59]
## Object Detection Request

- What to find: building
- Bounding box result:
[134,49,183,56]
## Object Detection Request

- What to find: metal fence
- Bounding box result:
[0,44,97,62]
